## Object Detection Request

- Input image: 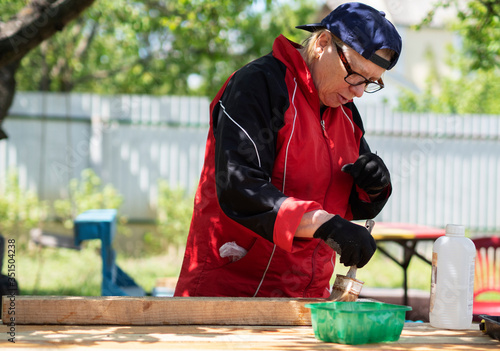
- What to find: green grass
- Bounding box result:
[14,241,432,296]
[17,243,183,296]
[340,243,433,292]
[19,243,102,296]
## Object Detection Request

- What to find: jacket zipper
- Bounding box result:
[320,115,335,207]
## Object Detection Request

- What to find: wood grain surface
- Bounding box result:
[1,296,323,325]
[0,323,498,350]
[1,296,498,350]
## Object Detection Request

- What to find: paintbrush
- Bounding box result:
[328,219,375,302]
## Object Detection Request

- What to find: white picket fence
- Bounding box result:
[1,92,499,234]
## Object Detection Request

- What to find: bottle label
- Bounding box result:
[429,252,438,312]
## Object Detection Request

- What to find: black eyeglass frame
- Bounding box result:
[334,43,385,93]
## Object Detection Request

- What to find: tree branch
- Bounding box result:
[0,0,96,68]
[0,0,96,139]
[74,20,98,61]
[0,60,20,139]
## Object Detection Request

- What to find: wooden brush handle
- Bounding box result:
[346,265,357,279]
[365,219,375,234]
[346,220,375,279]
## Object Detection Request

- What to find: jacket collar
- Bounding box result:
[272,35,318,100]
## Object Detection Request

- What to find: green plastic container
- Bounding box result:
[305,301,412,345]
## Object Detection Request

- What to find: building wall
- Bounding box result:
[317,0,461,105]
[399,26,456,91]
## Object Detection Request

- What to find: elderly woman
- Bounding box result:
[174,2,402,298]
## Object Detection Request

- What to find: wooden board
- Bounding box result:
[0,323,498,350]
[2,296,323,326]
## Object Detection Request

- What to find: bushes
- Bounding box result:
[0,168,193,253]
[143,180,193,254]
[0,169,48,241]
[53,168,125,229]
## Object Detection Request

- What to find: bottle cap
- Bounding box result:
[445,224,465,236]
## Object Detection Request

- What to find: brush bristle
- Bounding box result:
[328,286,359,302]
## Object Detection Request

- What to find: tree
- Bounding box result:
[0,0,96,140]
[398,0,500,114]
[14,0,316,97]
[14,1,151,93]
[0,0,316,139]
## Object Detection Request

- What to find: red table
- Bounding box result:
[369,222,446,306]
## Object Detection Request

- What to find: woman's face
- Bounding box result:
[308,32,387,108]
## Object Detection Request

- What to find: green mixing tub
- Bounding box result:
[305,301,412,345]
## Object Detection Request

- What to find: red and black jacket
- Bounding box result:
[174,35,390,298]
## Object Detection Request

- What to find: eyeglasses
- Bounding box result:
[335,43,384,93]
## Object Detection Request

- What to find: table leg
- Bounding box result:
[376,244,408,305]
[401,241,419,306]
[376,240,420,306]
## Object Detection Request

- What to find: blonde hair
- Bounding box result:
[300,29,329,66]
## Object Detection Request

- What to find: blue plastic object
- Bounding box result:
[74,209,145,296]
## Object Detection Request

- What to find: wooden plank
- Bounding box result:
[0,323,498,350]
[2,296,323,326]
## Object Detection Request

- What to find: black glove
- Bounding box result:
[313,215,376,268]
[342,153,390,194]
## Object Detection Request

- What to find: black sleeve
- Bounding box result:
[213,55,290,242]
[344,102,392,219]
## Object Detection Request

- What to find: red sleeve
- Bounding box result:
[273,197,322,252]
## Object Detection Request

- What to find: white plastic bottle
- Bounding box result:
[429,224,476,329]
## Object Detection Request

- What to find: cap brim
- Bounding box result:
[295,24,326,32]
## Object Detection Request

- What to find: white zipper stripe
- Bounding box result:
[252,78,299,297]
[340,104,355,134]
[252,244,276,297]
[219,99,269,296]
[282,78,298,193]
[219,100,262,167]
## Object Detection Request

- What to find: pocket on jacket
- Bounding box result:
[196,237,273,296]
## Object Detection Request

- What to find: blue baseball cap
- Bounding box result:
[296,2,402,70]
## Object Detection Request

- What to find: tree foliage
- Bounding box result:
[418,0,499,71]
[53,169,124,229]
[11,0,316,97]
[398,0,500,114]
[0,0,96,139]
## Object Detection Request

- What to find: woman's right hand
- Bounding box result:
[313,215,376,268]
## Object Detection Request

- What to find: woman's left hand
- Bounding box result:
[341,153,390,194]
